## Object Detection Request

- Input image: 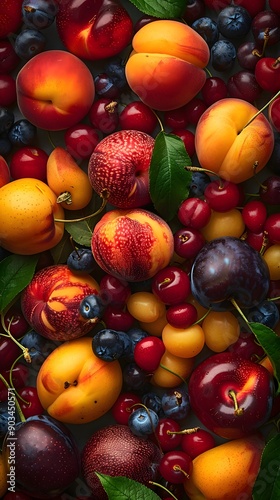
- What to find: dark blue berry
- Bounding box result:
[15,29,46,60]
[126,327,148,359]
[79,294,105,321]
[22,0,58,29]
[20,330,59,368]
[189,171,211,198]
[211,40,237,72]
[128,407,159,437]
[105,58,127,89]
[8,119,36,146]
[0,134,12,156]
[192,17,219,47]
[94,73,121,99]
[92,328,130,361]
[0,405,9,438]
[67,247,96,273]
[161,387,191,420]
[0,107,14,134]
[142,392,163,415]
[247,300,280,329]
[217,6,251,40]
[122,362,151,393]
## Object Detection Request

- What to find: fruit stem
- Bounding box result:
[252,28,270,58]
[173,464,190,479]
[185,165,221,182]
[0,373,26,422]
[1,313,31,363]
[148,481,179,500]
[159,364,188,388]
[230,298,251,329]
[228,389,244,416]
[54,191,109,223]
[8,353,30,406]
[167,426,200,435]
[242,89,280,130]
[193,308,211,325]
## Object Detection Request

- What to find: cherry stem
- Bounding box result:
[230,298,252,331]
[193,308,211,325]
[159,364,188,388]
[242,89,280,130]
[167,426,200,435]
[173,464,190,479]
[148,481,179,500]
[185,165,223,185]
[252,28,270,58]
[1,313,31,363]
[228,389,244,416]
[0,373,26,422]
[54,191,108,223]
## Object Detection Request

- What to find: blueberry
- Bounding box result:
[192,17,219,47]
[105,58,127,89]
[189,171,211,198]
[15,29,46,60]
[217,6,251,40]
[211,39,237,72]
[22,0,58,29]
[92,328,129,361]
[20,330,59,367]
[247,300,280,329]
[79,294,105,321]
[142,392,163,415]
[0,107,14,134]
[8,119,37,146]
[128,407,159,437]
[67,247,96,273]
[126,327,148,358]
[122,362,151,393]
[0,408,9,438]
[162,387,191,420]
[94,73,121,99]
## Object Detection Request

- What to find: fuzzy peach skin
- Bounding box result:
[125,20,210,111]
[184,434,265,500]
[16,50,95,131]
[21,264,100,341]
[195,98,274,184]
[91,208,174,282]
[0,178,64,254]
[47,146,93,210]
[37,337,123,424]
[0,156,10,187]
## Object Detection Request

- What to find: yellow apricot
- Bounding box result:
[126,291,166,323]
[202,310,240,352]
[47,146,93,210]
[151,350,194,388]
[184,434,265,500]
[0,178,64,254]
[162,323,205,358]
[201,208,245,241]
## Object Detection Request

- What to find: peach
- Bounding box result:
[47,146,93,210]
[0,178,64,255]
[91,208,174,282]
[21,264,100,341]
[0,155,10,187]
[184,434,265,500]
[37,337,122,424]
[195,98,274,184]
[16,50,95,131]
[125,20,210,111]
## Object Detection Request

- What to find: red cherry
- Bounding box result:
[0,39,20,74]
[245,230,267,252]
[204,179,240,212]
[235,0,265,18]
[171,129,195,157]
[159,450,193,484]
[242,200,267,232]
[264,213,280,244]
[119,101,158,135]
[178,197,211,229]
[182,0,205,24]
[164,105,189,130]
[89,98,119,134]
[201,76,228,106]
[4,305,30,340]
[155,417,182,451]
[0,336,22,370]
[17,385,45,418]
[152,266,191,305]
[111,392,142,425]
[0,363,29,400]
[134,15,159,32]
[0,74,16,107]
[181,428,216,459]
[166,302,198,329]
[237,41,262,71]
[227,70,262,103]
[64,123,100,161]
[173,227,205,260]
[99,273,131,307]
[183,98,207,126]
[269,96,280,132]
[269,0,280,16]
[252,10,280,47]
[102,305,134,331]
[134,336,165,372]
[9,146,48,181]
[255,57,280,93]
[259,175,280,205]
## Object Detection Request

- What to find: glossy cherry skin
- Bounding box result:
[64,123,99,161]
[0,363,29,401]
[227,70,262,103]
[3,305,30,339]
[226,329,265,362]
[155,417,182,452]
[178,197,211,229]
[99,273,131,307]
[188,351,274,439]
[111,392,141,425]
[181,428,216,459]
[242,200,267,232]
[259,175,280,205]
[17,385,45,419]
[269,96,280,132]
[9,146,48,181]
[182,0,205,24]
[0,40,20,74]
[264,213,280,244]
[201,76,228,106]
[190,236,270,310]
[0,335,22,370]
[252,10,280,47]
[0,74,16,107]
[152,266,191,305]
[173,227,205,261]
[171,129,195,157]
[119,101,158,135]
[2,415,80,498]
[134,336,165,372]
[255,57,280,93]
[204,180,240,212]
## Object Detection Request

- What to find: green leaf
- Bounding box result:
[149,132,192,221]
[253,434,280,499]
[128,0,185,18]
[96,473,161,500]
[0,254,39,313]
[249,322,280,393]
[50,232,73,264]
[64,219,94,247]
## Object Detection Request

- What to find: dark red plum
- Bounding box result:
[190,236,270,310]
[2,415,80,498]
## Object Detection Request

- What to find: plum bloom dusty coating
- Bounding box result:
[91,208,174,282]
